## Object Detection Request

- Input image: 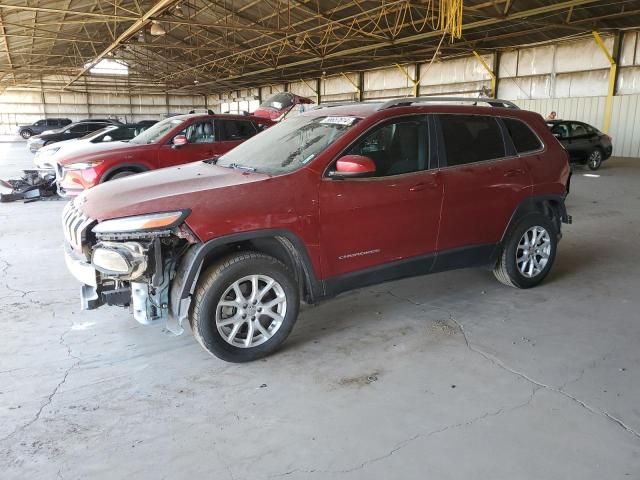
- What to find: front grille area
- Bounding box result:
[62,200,95,254]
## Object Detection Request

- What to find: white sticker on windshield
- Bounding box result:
[320,116,357,126]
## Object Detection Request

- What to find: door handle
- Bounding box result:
[504,169,525,177]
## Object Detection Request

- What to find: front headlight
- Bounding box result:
[93,211,189,234]
[64,160,103,171]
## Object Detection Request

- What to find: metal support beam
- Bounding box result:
[592,31,620,133]
[64,0,179,89]
[340,72,361,102]
[473,51,497,98]
[395,63,418,97]
[300,78,319,104]
[316,78,322,106]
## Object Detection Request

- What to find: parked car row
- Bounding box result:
[59,97,574,362]
[34,123,154,169]
[27,119,124,153]
[55,114,272,196]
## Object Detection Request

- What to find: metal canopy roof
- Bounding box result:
[0,0,638,94]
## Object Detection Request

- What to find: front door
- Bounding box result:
[319,115,443,278]
[158,119,217,168]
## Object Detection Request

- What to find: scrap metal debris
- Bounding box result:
[0,170,57,203]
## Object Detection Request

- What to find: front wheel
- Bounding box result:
[494,214,558,289]
[587,149,603,170]
[109,170,136,180]
[21,130,32,139]
[190,252,300,362]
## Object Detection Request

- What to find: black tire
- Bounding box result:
[493,213,558,289]
[190,251,300,362]
[20,130,32,139]
[109,170,137,180]
[587,149,603,170]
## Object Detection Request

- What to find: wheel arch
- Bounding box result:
[101,163,150,182]
[501,195,569,243]
[168,229,322,333]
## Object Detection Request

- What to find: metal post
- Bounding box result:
[316,78,321,105]
[592,31,621,133]
[473,51,497,98]
[340,72,361,102]
[395,63,418,97]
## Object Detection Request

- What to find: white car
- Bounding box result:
[34,124,146,169]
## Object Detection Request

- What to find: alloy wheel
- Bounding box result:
[588,150,602,170]
[516,226,551,278]
[215,274,287,348]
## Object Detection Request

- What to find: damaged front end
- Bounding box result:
[62,200,198,333]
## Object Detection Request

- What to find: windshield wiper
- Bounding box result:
[228,163,256,172]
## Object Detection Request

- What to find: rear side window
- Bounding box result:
[439,115,505,167]
[503,118,542,154]
[219,120,257,141]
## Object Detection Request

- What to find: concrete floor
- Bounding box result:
[1,140,639,479]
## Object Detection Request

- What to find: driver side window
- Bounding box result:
[346,116,426,176]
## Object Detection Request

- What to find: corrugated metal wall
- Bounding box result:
[2,32,640,156]
[511,95,640,157]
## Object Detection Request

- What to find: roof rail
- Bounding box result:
[311,102,368,110]
[377,96,520,110]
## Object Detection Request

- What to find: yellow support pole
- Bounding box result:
[473,51,497,98]
[592,31,616,134]
[395,63,418,97]
[340,72,361,100]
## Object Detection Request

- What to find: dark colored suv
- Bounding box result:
[18,118,71,139]
[62,97,571,362]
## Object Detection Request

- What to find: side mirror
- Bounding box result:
[330,155,376,178]
[102,135,112,142]
[172,135,188,148]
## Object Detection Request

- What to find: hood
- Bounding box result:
[79,161,269,221]
[58,140,140,166]
[38,137,79,152]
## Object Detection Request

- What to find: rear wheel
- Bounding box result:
[190,252,300,362]
[21,130,32,139]
[494,213,558,289]
[587,149,603,170]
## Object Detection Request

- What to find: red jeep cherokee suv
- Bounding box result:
[62,97,571,362]
[56,113,273,197]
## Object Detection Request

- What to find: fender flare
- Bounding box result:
[167,229,322,334]
[100,163,150,182]
[501,194,570,243]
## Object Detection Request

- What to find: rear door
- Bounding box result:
[158,119,217,168]
[215,119,259,155]
[436,114,532,254]
[319,115,443,278]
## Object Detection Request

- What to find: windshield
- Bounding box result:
[216,115,358,175]
[80,126,115,140]
[261,92,295,111]
[129,118,184,145]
